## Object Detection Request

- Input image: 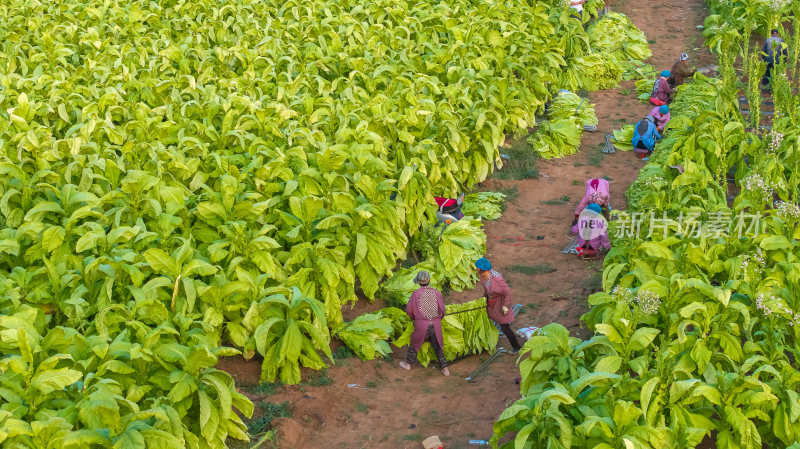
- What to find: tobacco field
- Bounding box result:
[492,0,800,447]
[0,0,655,446]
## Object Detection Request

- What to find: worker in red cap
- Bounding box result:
[475,258,522,353]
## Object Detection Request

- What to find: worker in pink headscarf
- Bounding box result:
[572,179,610,232]
[575,203,611,258]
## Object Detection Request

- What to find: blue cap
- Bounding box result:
[661,70,671,78]
[475,258,492,270]
[587,203,602,214]
[660,105,669,114]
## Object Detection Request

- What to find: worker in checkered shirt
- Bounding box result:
[399,271,450,376]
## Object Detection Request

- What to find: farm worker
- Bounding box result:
[475,258,522,353]
[572,178,610,231]
[631,116,661,160]
[567,0,586,19]
[575,203,610,258]
[648,105,671,132]
[668,53,695,87]
[649,70,675,106]
[761,29,788,86]
[400,271,450,376]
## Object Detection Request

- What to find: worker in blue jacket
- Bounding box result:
[631,116,661,161]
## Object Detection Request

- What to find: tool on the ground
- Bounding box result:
[563,236,581,254]
[695,64,719,74]
[468,440,491,446]
[570,95,597,133]
[602,134,615,153]
[346,384,369,390]
[495,304,524,335]
[465,347,508,382]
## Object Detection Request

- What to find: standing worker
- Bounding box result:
[648,104,671,133]
[631,116,661,160]
[568,0,586,19]
[762,29,788,86]
[475,258,522,353]
[668,53,695,87]
[650,70,675,106]
[400,271,450,376]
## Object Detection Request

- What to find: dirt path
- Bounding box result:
[222,1,715,448]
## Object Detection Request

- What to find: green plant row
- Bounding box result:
[490,29,800,449]
[0,0,656,445]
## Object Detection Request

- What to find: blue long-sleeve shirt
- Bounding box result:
[632,120,661,151]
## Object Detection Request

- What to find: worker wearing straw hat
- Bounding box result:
[400,271,450,376]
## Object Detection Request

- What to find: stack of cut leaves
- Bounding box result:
[588,12,652,74]
[381,218,487,305]
[531,90,598,159]
[394,298,499,366]
[378,260,440,308]
[332,311,395,361]
[611,124,636,151]
[636,77,656,101]
[529,119,584,159]
[571,53,627,91]
[463,191,507,220]
[548,91,599,126]
[433,218,487,291]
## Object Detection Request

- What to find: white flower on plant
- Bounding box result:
[644,176,666,189]
[770,0,790,11]
[754,294,775,316]
[612,286,636,304]
[636,290,661,315]
[766,130,784,153]
[775,201,800,221]
[741,247,766,278]
[741,174,774,205]
[754,294,800,327]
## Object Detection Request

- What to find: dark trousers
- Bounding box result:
[762,62,773,85]
[499,323,522,351]
[406,324,447,369]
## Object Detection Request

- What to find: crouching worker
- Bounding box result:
[572,178,610,231]
[648,105,670,133]
[575,203,610,258]
[650,70,675,106]
[475,258,522,353]
[669,53,695,87]
[632,116,661,161]
[400,271,450,376]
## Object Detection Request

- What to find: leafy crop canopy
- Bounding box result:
[0,0,600,444]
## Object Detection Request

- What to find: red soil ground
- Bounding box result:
[220,0,718,447]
